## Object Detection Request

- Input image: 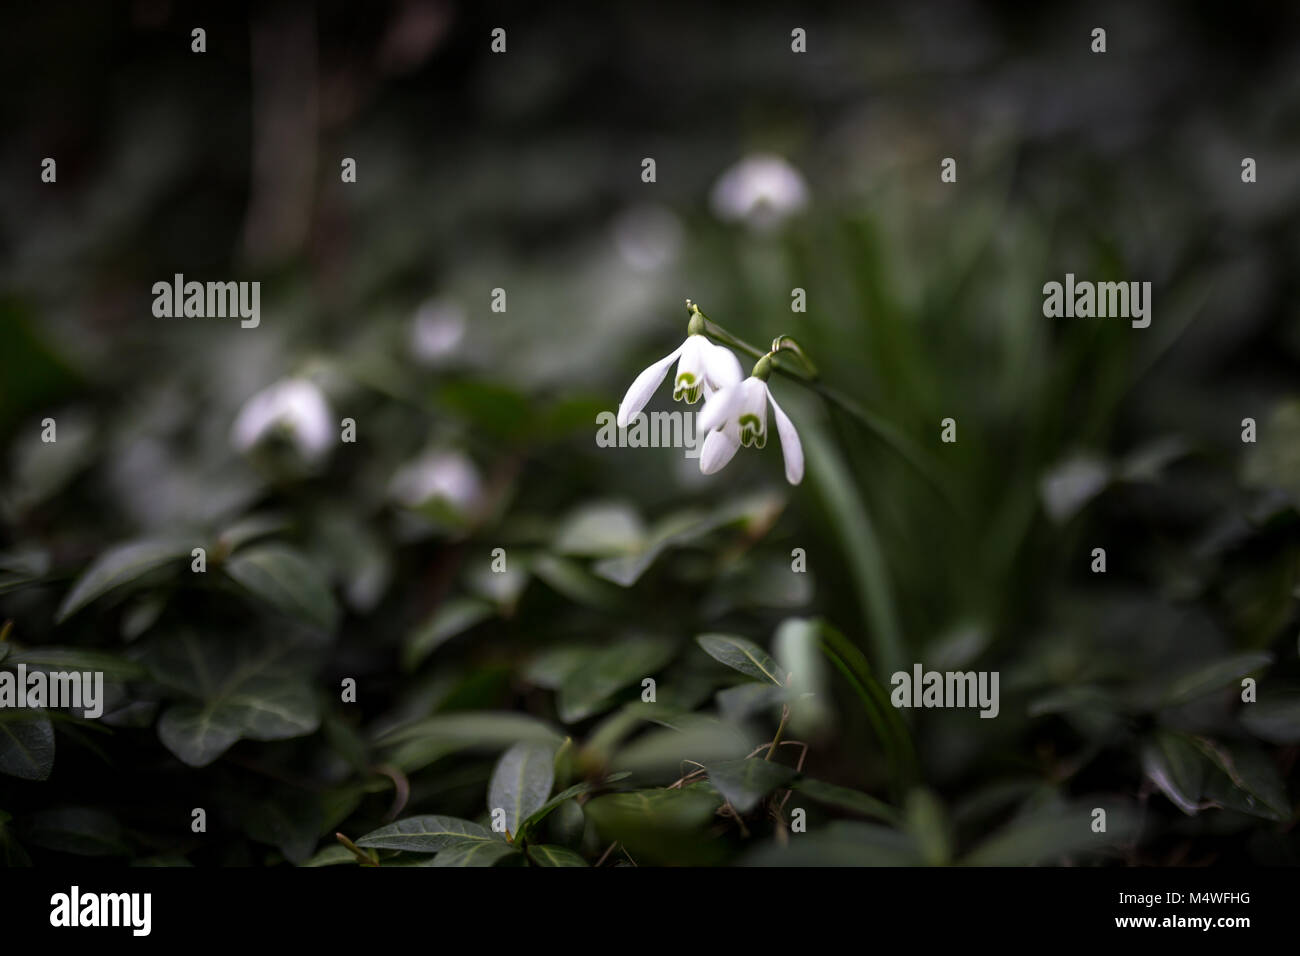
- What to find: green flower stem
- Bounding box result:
[689,304,960,512]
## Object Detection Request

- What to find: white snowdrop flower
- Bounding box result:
[231,378,334,465]
[710,154,810,230]
[410,299,466,364]
[697,365,804,485]
[617,332,742,428]
[389,450,483,513]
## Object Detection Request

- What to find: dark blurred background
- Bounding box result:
[1,0,1298,866]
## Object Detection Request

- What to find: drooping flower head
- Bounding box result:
[617,305,742,427]
[697,352,804,485]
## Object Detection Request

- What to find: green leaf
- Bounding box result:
[1141,732,1207,815]
[584,786,726,865]
[0,709,55,780]
[56,538,194,623]
[744,821,922,867]
[20,807,129,856]
[159,680,319,768]
[488,741,556,836]
[300,845,358,867]
[6,646,144,680]
[531,554,622,609]
[1192,737,1289,821]
[789,777,900,824]
[216,514,291,553]
[774,617,831,735]
[695,634,785,685]
[1240,690,1300,743]
[708,758,797,814]
[962,802,1139,866]
[553,502,646,557]
[528,844,588,867]
[356,815,494,852]
[224,544,339,633]
[800,422,905,676]
[557,639,674,723]
[403,597,495,670]
[377,712,564,774]
[147,632,320,767]
[1158,653,1273,709]
[431,839,519,867]
[592,493,785,587]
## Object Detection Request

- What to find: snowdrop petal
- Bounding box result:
[618,343,685,427]
[673,335,711,403]
[699,423,742,475]
[766,388,804,485]
[737,378,769,448]
[697,381,742,434]
[703,342,743,390]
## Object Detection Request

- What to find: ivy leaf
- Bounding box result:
[708,757,797,814]
[224,544,339,633]
[147,632,320,767]
[0,709,55,780]
[355,815,494,852]
[56,538,194,623]
[695,634,786,685]
[528,844,588,866]
[488,741,555,837]
[158,680,319,768]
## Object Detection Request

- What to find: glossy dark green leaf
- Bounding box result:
[20,807,129,856]
[1240,690,1300,743]
[1158,652,1273,709]
[0,708,54,780]
[56,538,194,623]
[430,839,519,867]
[789,777,900,824]
[488,741,555,836]
[708,757,797,814]
[224,544,339,633]
[403,596,495,670]
[355,815,494,852]
[962,802,1139,866]
[557,639,674,723]
[528,844,588,867]
[695,634,785,685]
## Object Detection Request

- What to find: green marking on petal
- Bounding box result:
[674,373,701,403]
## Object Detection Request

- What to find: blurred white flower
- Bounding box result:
[697,375,804,485]
[617,333,742,427]
[231,378,334,465]
[613,204,683,272]
[710,154,810,230]
[389,450,483,513]
[410,299,467,364]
